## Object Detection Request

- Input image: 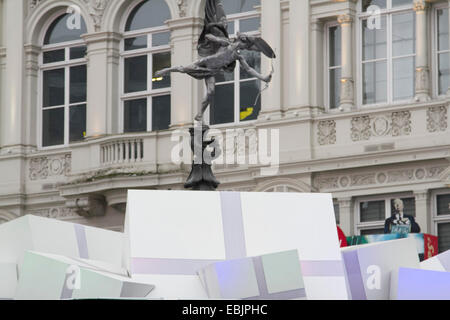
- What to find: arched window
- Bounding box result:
[121,0,172,133]
[210,0,261,125]
[40,13,87,147]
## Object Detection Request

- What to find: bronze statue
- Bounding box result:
[156,0,275,122]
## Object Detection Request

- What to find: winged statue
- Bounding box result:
[156,0,276,122]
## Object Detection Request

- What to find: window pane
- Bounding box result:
[390,198,416,217]
[43,69,65,107]
[152,52,171,89]
[437,194,450,216]
[334,203,340,224]
[125,0,171,31]
[438,53,450,95]
[43,49,65,64]
[43,108,64,147]
[124,99,147,133]
[391,0,412,7]
[152,32,170,47]
[125,36,147,51]
[44,13,87,45]
[363,60,387,104]
[211,83,234,125]
[240,51,261,80]
[223,0,260,14]
[228,23,235,35]
[70,65,87,104]
[438,9,449,51]
[360,228,385,235]
[216,70,235,83]
[360,200,385,222]
[152,95,171,131]
[239,17,260,33]
[362,16,387,61]
[69,104,86,142]
[70,46,87,60]
[124,56,147,93]
[330,68,341,109]
[393,57,414,101]
[362,0,386,12]
[438,223,450,253]
[329,26,341,67]
[240,80,261,121]
[392,12,415,57]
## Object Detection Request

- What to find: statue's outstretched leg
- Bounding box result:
[155,66,186,77]
[195,76,215,122]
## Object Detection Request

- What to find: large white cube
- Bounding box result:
[420,250,450,272]
[124,190,348,300]
[0,215,124,299]
[0,262,17,299]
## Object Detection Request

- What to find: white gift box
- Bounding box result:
[341,238,419,300]
[420,249,450,272]
[124,190,348,300]
[0,215,123,266]
[15,251,154,300]
[0,215,124,299]
[391,267,450,300]
[0,262,17,299]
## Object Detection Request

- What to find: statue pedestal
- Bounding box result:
[184,125,221,191]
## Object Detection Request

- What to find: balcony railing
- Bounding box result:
[100,138,144,166]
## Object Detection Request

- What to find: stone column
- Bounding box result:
[259,0,282,120]
[167,17,203,128]
[338,197,353,236]
[82,32,121,138]
[413,0,430,102]
[414,190,429,234]
[287,0,310,109]
[23,44,40,149]
[310,19,324,109]
[338,14,355,110]
[0,0,25,152]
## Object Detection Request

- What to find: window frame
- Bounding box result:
[38,10,88,150]
[119,0,172,134]
[206,9,262,128]
[324,21,342,112]
[354,192,415,235]
[356,0,416,108]
[432,3,450,99]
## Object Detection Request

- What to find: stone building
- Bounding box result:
[0,0,449,252]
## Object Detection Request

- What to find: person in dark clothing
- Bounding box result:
[384,198,421,234]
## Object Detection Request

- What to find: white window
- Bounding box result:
[325,23,342,110]
[358,0,416,106]
[40,13,87,148]
[120,0,171,133]
[435,6,450,96]
[355,194,416,235]
[432,190,450,253]
[209,0,262,125]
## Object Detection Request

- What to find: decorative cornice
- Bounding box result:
[177,0,187,18]
[338,14,353,25]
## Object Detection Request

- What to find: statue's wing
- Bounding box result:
[246,37,276,59]
[198,0,230,57]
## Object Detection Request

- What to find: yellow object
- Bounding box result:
[240,107,254,120]
[152,77,164,82]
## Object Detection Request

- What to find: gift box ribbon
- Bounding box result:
[74,224,89,259]
[131,192,345,278]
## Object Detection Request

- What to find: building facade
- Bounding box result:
[0,0,449,251]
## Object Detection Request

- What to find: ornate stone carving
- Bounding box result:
[29,154,71,181]
[177,0,187,17]
[340,78,354,104]
[387,169,414,183]
[351,116,371,141]
[413,0,428,12]
[66,195,106,217]
[427,106,447,133]
[372,116,391,137]
[314,176,339,190]
[30,0,44,10]
[337,14,353,25]
[415,67,430,95]
[83,0,108,31]
[350,173,376,186]
[391,111,412,137]
[318,120,336,146]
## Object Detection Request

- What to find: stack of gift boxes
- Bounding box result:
[0,190,449,300]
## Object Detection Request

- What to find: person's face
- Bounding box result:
[394,200,404,212]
